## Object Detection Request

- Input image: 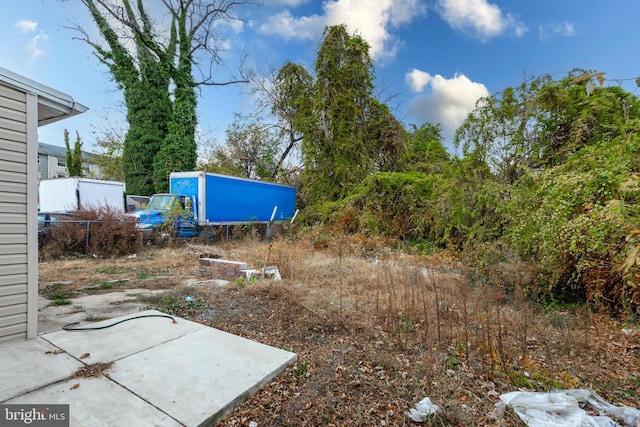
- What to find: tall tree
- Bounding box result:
[153,6,197,191]
[77,0,173,194]
[267,62,313,179]
[75,0,250,194]
[301,25,376,205]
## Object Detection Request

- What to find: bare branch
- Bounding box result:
[196,79,249,86]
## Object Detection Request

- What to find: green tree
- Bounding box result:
[269,62,313,179]
[455,69,640,183]
[198,143,237,176]
[402,123,449,173]
[301,25,377,205]
[79,0,172,194]
[454,78,543,184]
[201,118,278,179]
[64,129,84,177]
[535,70,639,166]
[93,121,125,181]
[226,119,277,179]
[365,99,406,173]
[76,0,249,194]
[152,8,197,192]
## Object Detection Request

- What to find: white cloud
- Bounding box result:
[406,71,489,142]
[27,32,49,61]
[214,17,244,34]
[15,19,38,33]
[406,69,432,92]
[259,10,324,41]
[258,0,426,61]
[538,21,576,40]
[436,0,527,41]
[512,19,529,38]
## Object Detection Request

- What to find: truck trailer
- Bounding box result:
[38,177,126,213]
[131,172,296,236]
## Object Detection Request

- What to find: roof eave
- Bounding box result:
[0,66,88,126]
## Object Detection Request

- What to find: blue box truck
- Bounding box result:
[131,172,297,236]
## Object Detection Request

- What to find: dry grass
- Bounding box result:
[38,232,640,426]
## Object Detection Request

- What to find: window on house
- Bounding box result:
[57,158,66,167]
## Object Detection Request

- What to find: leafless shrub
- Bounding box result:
[40,207,139,258]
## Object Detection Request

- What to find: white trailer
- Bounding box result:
[38,177,126,213]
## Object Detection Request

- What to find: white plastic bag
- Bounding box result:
[564,389,640,426]
[497,390,640,427]
[406,397,438,422]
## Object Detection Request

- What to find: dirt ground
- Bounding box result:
[38,237,640,426]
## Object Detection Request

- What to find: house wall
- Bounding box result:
[0,82,29,343]
[43,154,67,179]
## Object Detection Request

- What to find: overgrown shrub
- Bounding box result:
[42,206,139,258]
[345,171,439,239]
[297,71,640,316]
[503,134,640,315]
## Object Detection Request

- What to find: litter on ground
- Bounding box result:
[405,397,438,422]
[496,389,640,427]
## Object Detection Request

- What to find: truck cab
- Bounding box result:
[130,193,198,237]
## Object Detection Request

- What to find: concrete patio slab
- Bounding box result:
[6,376,182,427]
[108,326,298,426]
[42,310,203,363]
[38,289,171,334]
[1,309,297,426]
[0,338,82,402]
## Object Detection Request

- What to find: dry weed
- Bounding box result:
[38,232,640,426]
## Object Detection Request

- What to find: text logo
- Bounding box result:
[0,405,69,426]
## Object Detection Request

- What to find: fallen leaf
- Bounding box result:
[70,383,79,390]
[80,353,90,359]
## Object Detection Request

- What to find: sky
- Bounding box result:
[1,0,639,156]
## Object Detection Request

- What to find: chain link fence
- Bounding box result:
[38,213,141,259]
[37,211,292,259]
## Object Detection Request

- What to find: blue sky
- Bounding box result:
[1,0,639,155]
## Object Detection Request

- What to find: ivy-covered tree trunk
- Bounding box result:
[124,39,174,195]
[81,0,173,195]
[153,13,197,192]
[78,0,249,194]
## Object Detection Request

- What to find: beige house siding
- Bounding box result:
[0,83,29,343]
[0,66,86,343]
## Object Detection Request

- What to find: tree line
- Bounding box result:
[74,1,640,315]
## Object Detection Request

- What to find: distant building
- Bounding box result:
[37,142,104,179]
